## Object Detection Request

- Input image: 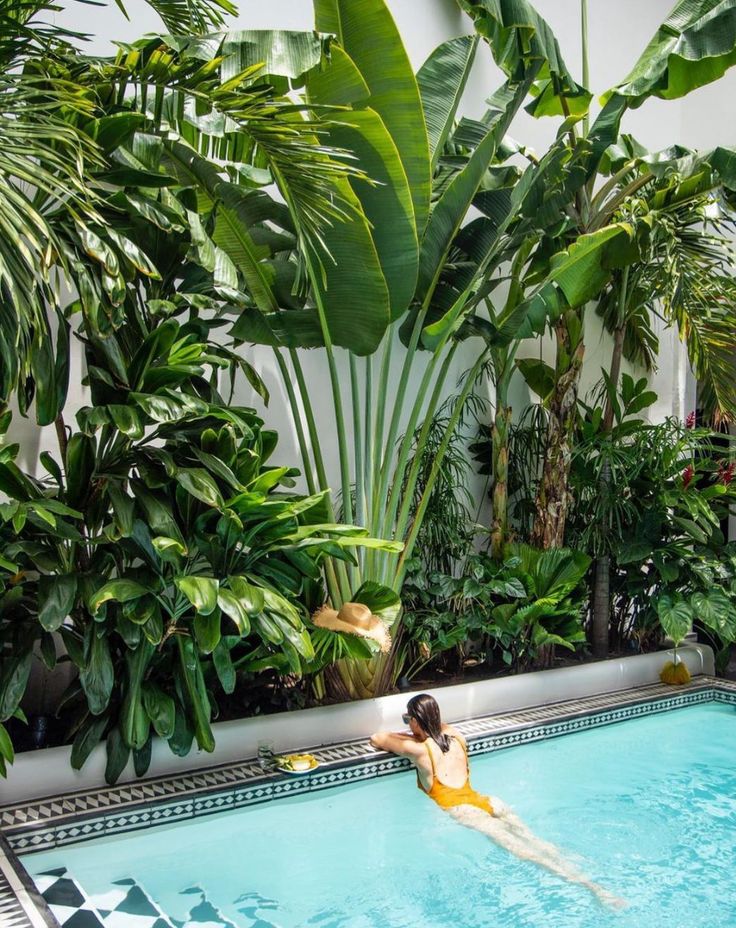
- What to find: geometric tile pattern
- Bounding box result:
[3,674,736,927]
[35,868,175,928]
[0,868,36,928]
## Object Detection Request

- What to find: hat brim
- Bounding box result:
[312,608,391,653]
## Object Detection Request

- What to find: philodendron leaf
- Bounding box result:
[656,593,693,646]
[691,589,736,641]
[175,576,219,615]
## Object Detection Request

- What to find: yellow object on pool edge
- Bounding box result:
[660,661,691,685]
[276,753,319,772]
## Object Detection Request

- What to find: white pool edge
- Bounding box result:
[0,645,714,805]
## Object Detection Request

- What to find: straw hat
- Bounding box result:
[312,602,391,653]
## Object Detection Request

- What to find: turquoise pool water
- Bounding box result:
[24,703,736,928]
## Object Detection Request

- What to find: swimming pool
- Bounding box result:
[18,701,736,928]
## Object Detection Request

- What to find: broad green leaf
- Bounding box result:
[71,715,108,771]
[105,727,130,786]
[79,630,114,716]
[418,36,479,172]
[314,108,418,319]
[142,683,176,739]
[90,579,148,614]
[213,640,236,694]
[176,636,215,753]
[194,609,222,654]
[516,358,555,403]
[657,593,694,646]
[217,588,252,634]
[175,468,224,508]
[175,576,219,615]
[318,0,431,235]
[608,0,736,105]
[212,183,279,315]
[548,223,634,308]
[152,536,188,562]
[131,392,209,423]
[416,79,531,301]
[691,589,736,641]
[38,574,77,631]
[0,722,14,764]
[220,30,327,82]
[456,0,590,116]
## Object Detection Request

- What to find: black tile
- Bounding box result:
[61,910,105,928]
[43,878,85,908]
[115,884,159,916]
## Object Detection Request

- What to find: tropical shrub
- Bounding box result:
[401,544,589,678]
[567,407,736,665]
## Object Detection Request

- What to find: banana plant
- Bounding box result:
[456,0,736,560]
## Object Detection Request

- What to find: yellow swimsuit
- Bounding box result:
[416,736,495,816]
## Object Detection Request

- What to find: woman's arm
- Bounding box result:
[370,731,421,756]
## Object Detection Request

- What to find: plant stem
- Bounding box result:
[54,413,68,464]
[373,310,425,549]
[349,352,365,583]
[381,344,450,560]
[603,266,630,431]
[274,349,316,495]
[395,349,488,588]
[289,349,329,493]
[288,348,350,604]
[389,342,459,582]
[581,0,590,137]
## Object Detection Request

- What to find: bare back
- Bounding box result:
[414,731,468,791]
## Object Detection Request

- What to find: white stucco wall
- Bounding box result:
[12,0,735,499]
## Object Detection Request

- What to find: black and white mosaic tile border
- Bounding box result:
[2,676,736,927]
[3,677,734,851]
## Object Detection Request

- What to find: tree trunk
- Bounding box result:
[592,553,610,657]
[490,404,512,559]
[602,324,626,431]
[531,321,585,549]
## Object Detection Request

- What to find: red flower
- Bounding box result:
[718,460,735,486]
[685,411,696,429]
[682,464,695,488]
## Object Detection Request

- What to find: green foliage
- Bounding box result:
[401,545,588,677]
[568,407,736,663]
[0,294,397,779]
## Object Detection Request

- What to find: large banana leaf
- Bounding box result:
[416,78,534,302]
[315,0,431,236]
[417,36,479,173]
[608,0,736,105]
[455,0,590,116]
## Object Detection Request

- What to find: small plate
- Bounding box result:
[275,753,320,775]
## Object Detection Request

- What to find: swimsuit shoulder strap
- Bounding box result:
[423,739,437,775]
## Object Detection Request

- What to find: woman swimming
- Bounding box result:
[370,693,624,908]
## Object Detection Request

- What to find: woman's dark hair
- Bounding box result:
[406,693,452,753]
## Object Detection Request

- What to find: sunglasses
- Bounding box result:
[402,713,412,725]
